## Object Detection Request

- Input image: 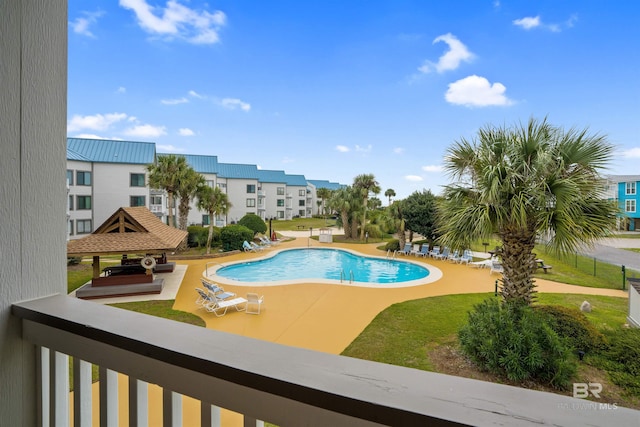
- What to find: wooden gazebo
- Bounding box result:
[68,207,187,299]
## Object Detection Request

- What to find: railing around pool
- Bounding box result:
[12,295,639,426]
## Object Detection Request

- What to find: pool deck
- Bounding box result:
[84,235,629,426]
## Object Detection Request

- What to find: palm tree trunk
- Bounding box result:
[167,191,175,227]
[206,211,214,254]
[498,225,537,305]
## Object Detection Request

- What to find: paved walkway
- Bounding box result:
[83,237,630,426]
[578,236,640,271]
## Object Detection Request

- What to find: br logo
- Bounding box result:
[573,382,602,399]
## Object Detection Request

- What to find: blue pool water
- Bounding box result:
[215,248,430,284]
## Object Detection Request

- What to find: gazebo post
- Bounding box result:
[92,256,101,279]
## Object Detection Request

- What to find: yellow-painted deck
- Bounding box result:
[80,236,628,426]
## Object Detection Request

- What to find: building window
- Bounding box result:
[77,195,91,210]
[626,200,636,213]
[277,199,285,207]
[277,187,285,195]
[299,210,305,217]
[246,198,256,207]
[626,182,637,195]
[206,180,215,188]
[68,195,74,211]
[202,214,210,226]
[68,220,74,236]
[277,210,285,219]
[150,195,162,205]
[299,189,305,196]
[218,183,227,191]
[77,219,92,234]
[130,173,145,187]
[247,184,256,193]
[76,171,91,186]
[298,200,305,207]
[66,170,73,185]
[130,196,146,207]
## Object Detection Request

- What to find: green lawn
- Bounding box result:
[270,216,338,231]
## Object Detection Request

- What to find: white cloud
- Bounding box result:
[178,128,194,136]
[116,86,127,94]
[422,165,443,173]
[220,98,251,111]
[513,16,541,30]
[355,144,372,153]
[119,0,226,44]
[73,134,123,141]
[156,144,184,152]
[67,112,128,132]
[336,145,350,153]
[123,124,167,138]
[621,147,640,158]
[405,175,424,182]
[419,33,474,74]
[188,90,205,98]
[70,11,104,37]
[393,147,405,154]
[161,97,188,105]
[445,75,513,107]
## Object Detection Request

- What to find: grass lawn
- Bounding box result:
[270,216,338,231]
[341,293,639,408]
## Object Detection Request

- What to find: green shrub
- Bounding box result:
[67,256,83,266]
[187,225,209,247]
[535,305,607,353]
[459,299,576,389]
[590,328,640,397]
[237,214,267,235]
[384,239,400,252]
[363,224,382,239]
[220,225,254,251]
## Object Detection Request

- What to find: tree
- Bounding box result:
[353,173,381,241]
[328,186,362,239]
[384,188,396,205]
[439,117,618,305]
[147,154,189,227]
[369,196,382,211]
[196,185,231,254]
[403,190,439,242]
[316,187,332,216]
[238,214,267,235]
[176,166,205,231]
[385,200,406,249]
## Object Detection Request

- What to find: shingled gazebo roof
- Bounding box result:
[67,207,188,257]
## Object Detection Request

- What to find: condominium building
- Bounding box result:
[607,175,640,231]
[66,138,342,239]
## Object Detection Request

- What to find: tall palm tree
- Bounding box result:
[196,185,232,254]
[328,187,353,238]
[176,166,205,231]
[147,155,189,227]
[353,173,381,240]
[439,117,618,305]
[385,200,406,249]
[384,188,396,205]
[316,187,332,216]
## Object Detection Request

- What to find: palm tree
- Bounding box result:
[196,185,232,254]
[316,187,332,216]
[328,187,353,238]
[439,117,618,305]
[176,166,205,231]
[353,173,381,240]
[385,200,406,249]
[147,155,189,227]
[384,188,396,205]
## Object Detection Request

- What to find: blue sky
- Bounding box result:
[68,0,639,201]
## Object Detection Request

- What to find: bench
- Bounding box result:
[536,260,553,273]
[296,225,306,230]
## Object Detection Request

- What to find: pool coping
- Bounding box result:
[203,246,443,288]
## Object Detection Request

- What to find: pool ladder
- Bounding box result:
[340,269,354,284]
[386,250,398,259]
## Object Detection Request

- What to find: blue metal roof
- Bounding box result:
[67,138,156,164]
[256,169,287,183]
[159,153,218,174]
[217,163,259,179]
[308,180,343,191]
[66,147,91,161]
[284,174,308,186]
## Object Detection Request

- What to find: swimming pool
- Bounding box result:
[208,248,442,288]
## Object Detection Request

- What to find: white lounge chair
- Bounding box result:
[428,245,440,258]
[246,293,264,314]
[435,247,450,260]
[250,241,266,251]
[410,244,421,256]
[490,261,504,275]
[459,249,473,264]
[243,240,255,252]
[448,249,460,263]
[205,297,248,317]
[201,279,235,300]
[397,243,412,256]
[416,244,430,257]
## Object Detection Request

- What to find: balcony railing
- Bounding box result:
[12,295,639,426]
